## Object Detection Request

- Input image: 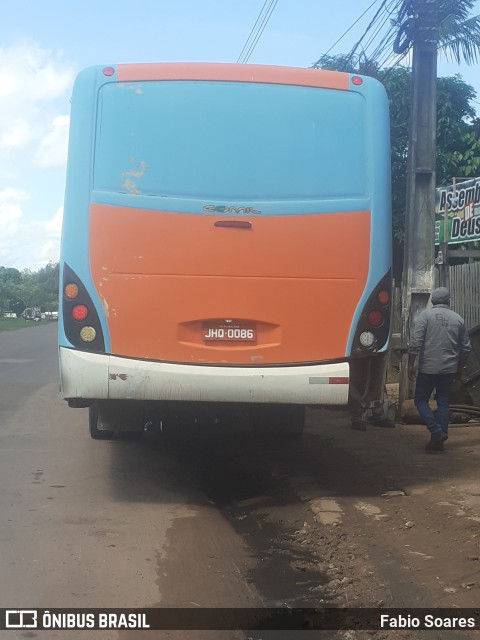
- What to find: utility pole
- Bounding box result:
[398,0,438,409]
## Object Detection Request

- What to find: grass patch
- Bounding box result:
[0,318,50,332]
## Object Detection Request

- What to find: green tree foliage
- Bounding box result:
[390,0,480,64]
[382,69,480,239]
[436,75,480,181]
[0,267,23,316]
[0,262,59,316]
[313,55,480,241]
[32,261,60,311]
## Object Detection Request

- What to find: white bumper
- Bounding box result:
[59,347,349,405]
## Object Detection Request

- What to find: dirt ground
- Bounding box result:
[268,397,480,638]
[142,391,480,640]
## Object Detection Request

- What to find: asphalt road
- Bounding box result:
[0,324,285,640]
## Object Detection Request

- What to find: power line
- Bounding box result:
[343,0,391,67]
[378,49,410,84]
[237,0,279,64]
[361,0,399,58]
[237,0,270,64]
[372,1,411,70]
[374,44,399,70]
[237,0,278,64]
[314,0,404,72]
[364,0,408,71]
[312,0,381,67]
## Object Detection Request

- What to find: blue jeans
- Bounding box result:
[414,372,453,438]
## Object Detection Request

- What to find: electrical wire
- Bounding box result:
[237,0,269,63]
[314,0,403,72]
[375,29,406,68]
[241,0,279,63]
[341,0,405,71]
[237,0,279,64]
[313,0,381,67]
[343,0,391,67]
[376,46,407,73]
[373,0,413,69]
[370,32,397,67]
[362,0,399,59]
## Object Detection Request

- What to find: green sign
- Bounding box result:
[435,177,480,245]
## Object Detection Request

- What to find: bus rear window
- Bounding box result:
[94,80,367,201]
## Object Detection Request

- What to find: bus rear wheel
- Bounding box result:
[251,404,305,439]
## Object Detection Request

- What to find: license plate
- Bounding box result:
[203,323,256,342]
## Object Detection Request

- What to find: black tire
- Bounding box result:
[251,404,305,439]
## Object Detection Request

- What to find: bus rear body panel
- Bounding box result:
[59,63,391,411]
[89,205,370,366]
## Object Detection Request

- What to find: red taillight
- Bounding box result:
[72,305,88,321]
[368,310,384,327]
[352,75,363,86]
[103,67,115,76]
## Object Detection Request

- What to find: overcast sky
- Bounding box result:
[1,0,479,271]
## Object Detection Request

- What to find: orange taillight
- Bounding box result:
[378,290,390,305]
[65,283,79,299]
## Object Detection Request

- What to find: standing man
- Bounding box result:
[408,287,471,452]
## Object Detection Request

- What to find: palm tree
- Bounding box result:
[438,0,480,64]
[394,0,480,64]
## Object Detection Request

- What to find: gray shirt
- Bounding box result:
[408,304,471,374]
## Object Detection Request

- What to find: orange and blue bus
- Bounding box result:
[59,63,391,439]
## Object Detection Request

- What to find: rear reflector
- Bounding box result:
[309,376,349,385]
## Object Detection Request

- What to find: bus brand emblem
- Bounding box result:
[203,205,262,215]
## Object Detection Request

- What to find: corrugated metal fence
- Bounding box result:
[449,262,480,330]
